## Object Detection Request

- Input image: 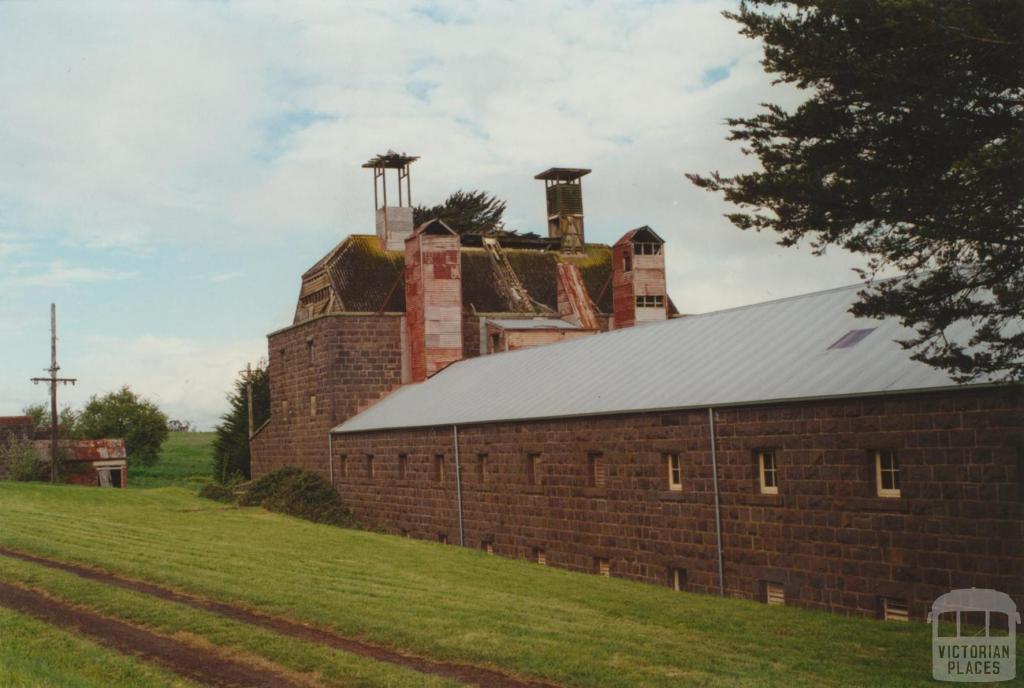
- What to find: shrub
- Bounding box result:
[198,483,236,503]
[0,439,46,481]
[238,467,356,527]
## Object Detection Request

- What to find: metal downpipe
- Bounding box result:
[453,425,465,546]
[708,407,725,597]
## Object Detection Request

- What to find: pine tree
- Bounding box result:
[688,1,1023,382]
[212,363,269,483]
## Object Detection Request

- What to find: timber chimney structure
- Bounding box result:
[535,167,590,253]
[404,219,463,382]
[612,226,668,329]
[364,151,419,251]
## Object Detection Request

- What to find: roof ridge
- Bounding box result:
[686,280,868,319]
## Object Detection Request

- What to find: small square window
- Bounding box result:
[482,541,494,555]
[438,533,448,545]
[526,453,541,485]
[875,449,900,497]
[668,567,687,591]
[398,454,408,480]
[589,452,606,488]
[434,454,445,483]
[667,453,682,491]
[534,548,546,566]
[764,581,785,606]
[477,454,487,482]
[758,451,778,495]
[595,558,610,577]
[366,455,375,481]
[882,597,909,622]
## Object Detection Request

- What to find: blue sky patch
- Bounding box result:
[700,58,737,87]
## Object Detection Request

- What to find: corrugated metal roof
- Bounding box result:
[487,318,581,330]
[335,283,1014,434]
[32,439,127,461]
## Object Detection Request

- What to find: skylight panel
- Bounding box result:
[827,328,876,350]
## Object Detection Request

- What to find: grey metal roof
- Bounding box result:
[335,283,1013,434]
[486,318,582,330]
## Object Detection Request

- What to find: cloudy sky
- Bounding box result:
[0,1,867,429]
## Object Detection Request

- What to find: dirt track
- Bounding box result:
[0,580,304,688]
[0,547,558,688]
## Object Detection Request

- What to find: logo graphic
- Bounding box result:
[928,588,1019,682]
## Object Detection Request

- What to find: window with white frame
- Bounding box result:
[875,449,901,497]
[667,453,682,491]
[758,450,778,495]
[632,241,662,255]
[635,294,664,308]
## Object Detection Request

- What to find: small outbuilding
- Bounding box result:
[32,439,128,488]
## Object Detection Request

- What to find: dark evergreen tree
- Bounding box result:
[212,363,269,483]
[413,190,508,235]
[688,1,1023,382]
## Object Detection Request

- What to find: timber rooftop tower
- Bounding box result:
[535,167,590,253]
[364,151,420,251]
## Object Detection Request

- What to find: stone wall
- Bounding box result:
[327,386,1023,619]
[250,314,404,479]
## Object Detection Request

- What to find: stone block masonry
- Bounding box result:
[328,387,1023,620]
[250,314,404,479]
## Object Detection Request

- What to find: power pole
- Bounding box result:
[30,303,77,483]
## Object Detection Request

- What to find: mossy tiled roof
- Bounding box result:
[304,235,618,316]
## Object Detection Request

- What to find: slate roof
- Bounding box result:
[334,282,1013,433]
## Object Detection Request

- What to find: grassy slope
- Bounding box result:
[0,606,200,688]
[129,432,214,489]
[0,556,456,688]
[1,484,1008,687]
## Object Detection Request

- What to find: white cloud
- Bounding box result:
[15,261,138,287]
[63,334,266,430]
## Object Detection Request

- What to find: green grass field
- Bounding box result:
[0,605,201,688]
[1,482,1009,687]
[128,432,214,489]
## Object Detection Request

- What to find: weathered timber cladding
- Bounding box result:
[250,314,403,479]
[328,387,1023,619]
[405,226,463,382]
